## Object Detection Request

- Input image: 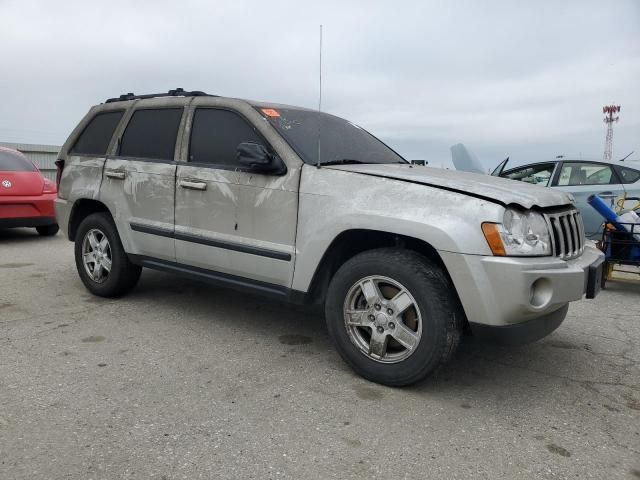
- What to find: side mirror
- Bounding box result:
[411,160,427,166]
[237,142,285,174]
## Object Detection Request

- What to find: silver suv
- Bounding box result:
[55,89,604,386]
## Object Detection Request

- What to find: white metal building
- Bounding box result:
[0,142,60,181]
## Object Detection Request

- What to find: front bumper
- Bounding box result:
[440,244,604,342]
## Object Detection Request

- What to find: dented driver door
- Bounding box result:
[174,106,297,288]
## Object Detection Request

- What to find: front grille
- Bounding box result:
[543,209,585,259]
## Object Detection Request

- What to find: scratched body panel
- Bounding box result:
[174,97,302,287]
[61,156,105,202]
[330,163,574,209]
[291,164,503,292]
[100,158,176,261]
[54,103,127,232]
[174,166,241,275]
[97,98,187,262]
[234,172,298,286]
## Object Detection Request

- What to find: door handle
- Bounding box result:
[598,191,617,198]
[105,169,126,180]
[179,179,207,191]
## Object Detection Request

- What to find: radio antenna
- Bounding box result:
[316,24,323,168]
[619,151,634,162]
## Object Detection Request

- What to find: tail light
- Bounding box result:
[55,159,65,190]
[43,178,57,194]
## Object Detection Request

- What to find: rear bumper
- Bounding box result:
[440,244,605,343]
[0,216,57,228]
[54,198,71,238]
[0,193,57,227]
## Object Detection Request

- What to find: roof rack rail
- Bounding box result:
[105,88,217,103]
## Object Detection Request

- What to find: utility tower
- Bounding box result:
[602,104,621,161]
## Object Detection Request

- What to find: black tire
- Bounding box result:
[325,248,464,387]
[74,212,141,297]
[36,224,59,236]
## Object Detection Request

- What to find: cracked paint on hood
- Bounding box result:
[325,163,574,210]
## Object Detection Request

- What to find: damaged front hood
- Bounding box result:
[325,163,574,209]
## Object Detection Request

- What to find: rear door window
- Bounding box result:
[71,110,124,155]
[189,109,263,166]
[617,166,640,184]
[0,150,36,172]
[119,109,183,161]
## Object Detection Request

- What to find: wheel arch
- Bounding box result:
[68,198,112,241]
[304,229,453,305]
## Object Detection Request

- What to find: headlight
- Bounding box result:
[482,208,551,256]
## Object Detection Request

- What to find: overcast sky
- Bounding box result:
[1,0,638,169]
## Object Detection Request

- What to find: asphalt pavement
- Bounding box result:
[1,228,639,479]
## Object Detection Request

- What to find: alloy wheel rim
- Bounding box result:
[343,275,423,364]
[82,228,112,283]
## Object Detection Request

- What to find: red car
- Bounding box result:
[0,146,59,236]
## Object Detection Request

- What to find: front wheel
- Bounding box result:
[74,212,141,297]
[325,248,464,387]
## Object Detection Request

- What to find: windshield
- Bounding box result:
[255,107,406,165]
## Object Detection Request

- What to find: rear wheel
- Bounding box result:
[325,248,464,387]
[36,224,59,236]
[74,212,141,297]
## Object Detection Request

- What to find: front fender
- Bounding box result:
[291,166,502,292]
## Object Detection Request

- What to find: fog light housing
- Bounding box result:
[530,278,552,308]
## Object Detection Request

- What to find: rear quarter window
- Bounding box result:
[71,110,124,156]
[617,166,640,184]
[0,150,36,172]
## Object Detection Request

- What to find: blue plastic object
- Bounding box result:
[587,194,627,231]
[589,194,640,263]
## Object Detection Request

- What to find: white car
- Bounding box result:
[495,159,640,238]
[450,144,640,238]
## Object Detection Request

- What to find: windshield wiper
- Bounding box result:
[319,159,369,166]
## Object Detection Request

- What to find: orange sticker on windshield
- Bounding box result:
[261,108,280,117]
